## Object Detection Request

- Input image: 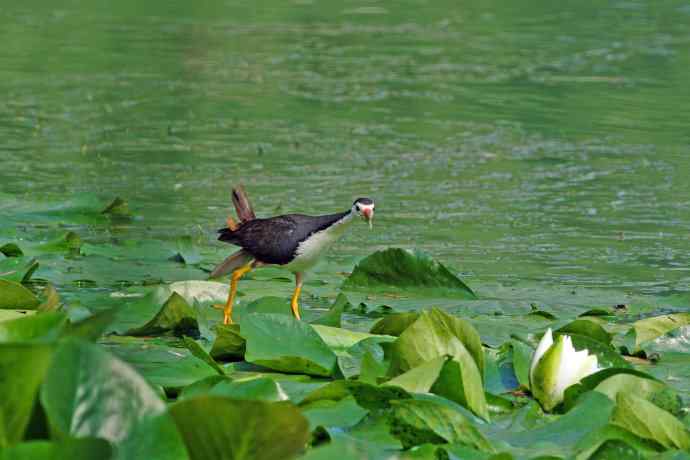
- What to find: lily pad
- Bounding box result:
[385,356,447,393]
[0,438,112,460]
[40,339,166,442]
[557,319,612,345]
[0,279,40,309]
[389,398,494,451]
[342,248,476,298]
[301,396,368,430]
[107,339,219,391]
[116,413,189,460]
[0,243,23,257]
[611,393,690,450]
[389,308,484,378]
[624,313,690,352]
[0,311,67,343]
[370,312,420,336]
[209,377,288,402]
[0,256,39,283]
[127,292,199,337]
[209,324,245,360]
[0,344,54,447]
[562,368,663,411]
[101,196,131,216]
[35,231,82,254]
[169,396,309,460]
[171,236,201,265]
[241,314,337,377]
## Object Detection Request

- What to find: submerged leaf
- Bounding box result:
[342,248,476,298]
[169,396,309,460]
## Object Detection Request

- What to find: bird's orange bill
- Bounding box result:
[362,208,374,230]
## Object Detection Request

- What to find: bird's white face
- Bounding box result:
[352,199,375,229]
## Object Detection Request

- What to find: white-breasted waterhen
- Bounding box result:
[211,186,375,324]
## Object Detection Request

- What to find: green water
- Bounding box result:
[2,0,690,308]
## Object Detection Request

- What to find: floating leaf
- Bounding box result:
[210,324,245,360]
[389,399,494,451]
[574,424,663,459]
[0,438,112,460]
[169,396,309,460]
[241,314,336,377]
[0,257,39,283]
[557,319,612,345]
[107,340,219,391]
[182,336,225,375]
[310,293,347,328]
[342,248,476,298]
[0,243,23,257]
[611,393,690,450]
[370,312,420,336]
[116,413,189,460]
[385,356,447,393]
[0,312,67,343]
[432,357,489,421]
[209,377,288,402]
[101,197,130,216]
[40,339,165,442]
[563,368,661,411]
[171,236,201,265]
[0,279,40,309]
[35,231,82,254]
[301,396,368,430]
[128,292,199,337]
[0,344,54,447]
[625,313,690,352]
[390,308,484,378]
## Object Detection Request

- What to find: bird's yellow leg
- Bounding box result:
[222,262,253,325]
[290,272,303,320]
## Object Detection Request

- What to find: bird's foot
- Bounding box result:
[223,312,234,325]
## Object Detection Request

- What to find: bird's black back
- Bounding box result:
[218,211,349,265]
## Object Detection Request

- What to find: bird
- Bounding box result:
[210,186,375,325]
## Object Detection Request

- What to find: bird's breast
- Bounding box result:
[286,228,341,272]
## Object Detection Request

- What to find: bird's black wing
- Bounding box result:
[228,215,301,265]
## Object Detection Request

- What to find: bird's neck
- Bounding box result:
[323,210,356,237]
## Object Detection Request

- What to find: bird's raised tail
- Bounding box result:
[210,249,253,278]
[232,185,255,223]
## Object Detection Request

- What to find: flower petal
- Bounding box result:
[529,328,553,386]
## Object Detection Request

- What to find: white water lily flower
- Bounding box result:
[529,328,599,411]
